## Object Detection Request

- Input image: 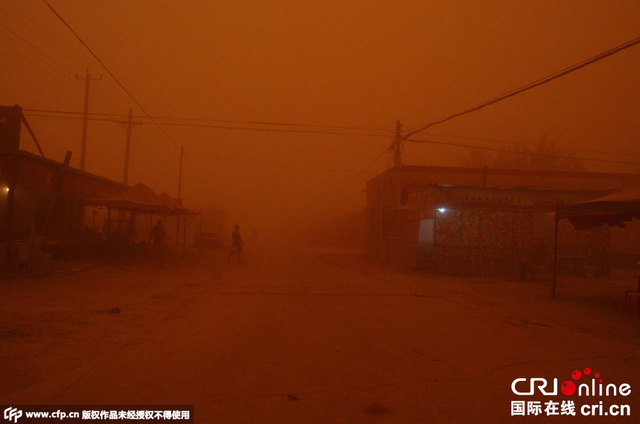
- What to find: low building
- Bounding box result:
[366,165,636,273]
[409,184,612,277]
[0,105,192,272]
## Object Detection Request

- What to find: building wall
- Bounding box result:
[425,209,534,276]
[417,209,609,277]
[366,165,635,269]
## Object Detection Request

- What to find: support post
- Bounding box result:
[393,120,402,166]
[120,109,143,184]
[5,183,15,270]
[106,207,112,237]
[552,211,559,298]
[20,112,45,157]
[148,214,153,247]
[76,69,101,171]
[176,145,183,246]
[182,214,187,258]
[177,145,184,200]
[123,110,132,184]
[375,174,381,259]
[175,216,180,247]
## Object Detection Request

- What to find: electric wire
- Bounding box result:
[405,137,640,167]
[23,112,640,167]
[42,0,179,148]
[22,112,393,138]
[421,132,640,158]
[0,37,78,90]
[404,35,640,139]
[2,0,89,64]
[22,108,393,133]
[1,1,128,113]
[0,21,79,84]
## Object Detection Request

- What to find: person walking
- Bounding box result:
[228,224,244,262]
[151,220,166,253]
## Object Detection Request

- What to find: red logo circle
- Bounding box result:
[561,380,576,396]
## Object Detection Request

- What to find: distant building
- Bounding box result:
[366,165,636,275]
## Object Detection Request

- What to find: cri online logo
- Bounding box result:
[3,407,22,423]
[512,368,631,397]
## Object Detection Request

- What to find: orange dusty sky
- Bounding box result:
[1,0,640,231]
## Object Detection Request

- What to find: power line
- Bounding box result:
[0,21,78,85]
[422,132,640,159]
[22,115,377,172]
[22,108,393,133]
[128,120,392,138]
[405,137,640,167]
[2,0,89,64]
[23,112,392,138]
[23,113,126,123]
[145,115,392,133]
[42,0,179,148]
[24,112,640,166]
[1,1,129,113]
[23,109,122,118]
[0,37,79,91]
[404,35,640,139]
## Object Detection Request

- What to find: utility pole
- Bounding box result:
[176,145,184,246]
[393,120,403,166]
[118,109,143,185]
[76,68,101,171]
[177,145,184,200]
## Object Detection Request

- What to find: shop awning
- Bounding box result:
[85,183,194,215]
[556,184,640,229]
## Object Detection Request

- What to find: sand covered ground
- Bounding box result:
[1,243,638,422]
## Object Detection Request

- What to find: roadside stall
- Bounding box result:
[555,184,640,310]
[84,183,196,256]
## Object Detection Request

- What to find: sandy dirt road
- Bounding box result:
[1,245,639,423]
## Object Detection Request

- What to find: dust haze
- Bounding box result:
[1,1,640,422]
[3,0,640,234]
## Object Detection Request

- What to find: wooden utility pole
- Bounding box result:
[393,120,403,166]
[182,214,187,258]
[76,69,101,171]
[176,145,184,246]
[552,211,559,299]
[119,109,143,185]
[177,145,184,200]
[123,110,133,184]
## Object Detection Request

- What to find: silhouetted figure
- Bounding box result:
[228,224,244,262]
[151,220,165,253]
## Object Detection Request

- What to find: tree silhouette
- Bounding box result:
[462,135,583,171]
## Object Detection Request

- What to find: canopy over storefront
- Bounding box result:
[556,184,640,230]
[552,182,640,297]
[85,183,195,215]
